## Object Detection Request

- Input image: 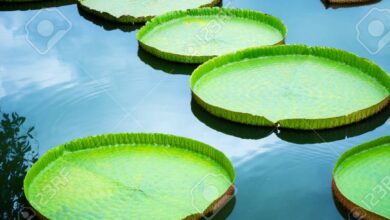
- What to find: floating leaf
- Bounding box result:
[78,0,221,23]
[138,8,286,63]
[333,136,390,220]
[24,133,235,219]
[190,45,390,130]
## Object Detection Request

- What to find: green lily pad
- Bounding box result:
[137,8,286,63]
[77,0,221,23]
[190,45,390,130]
[333,136,390,220]
[24,133,235,219]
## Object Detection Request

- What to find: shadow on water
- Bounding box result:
[321,0,381,9]
[332,190,366,220]
[0,0,76,11]
[192,98,389,143]
[279,105,390,144]
[210,196,236,220]
[191,99,275,139]
[138,47,199,75]
[0,111,38,220]
[77,4,142,33]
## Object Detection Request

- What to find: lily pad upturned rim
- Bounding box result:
[24,133,235,219]
[77,0,222,23]
[332,136,390,220]
[137,7,287,63]
[190,44,390,130]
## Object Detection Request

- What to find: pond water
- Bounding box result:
[0,0,389,219]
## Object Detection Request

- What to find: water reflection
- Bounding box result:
[0,111,38,219]
[192,98,389,143]
[321,0,381,9]
[191,99,275,139]
[279,105,390,144]
[332,190,358,220]
[77,5,142,32]
[138,47,198,75]
[0,0,76,11]
[212,197,236,220]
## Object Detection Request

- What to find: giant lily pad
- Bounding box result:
[137,8,286,63]
[77,0,221,23]
[24,133,235,219]
[190,45,390,130]
[333,136,390,220]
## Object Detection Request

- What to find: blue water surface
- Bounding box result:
[0,0,389,219]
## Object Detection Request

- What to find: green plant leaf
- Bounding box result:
[78,0,221,23]
[333,136,390,219]
[137,8,286,63]
[24,133,235,219]
[190,45,390,130]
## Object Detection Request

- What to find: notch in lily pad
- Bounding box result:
[190,45,390,130]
